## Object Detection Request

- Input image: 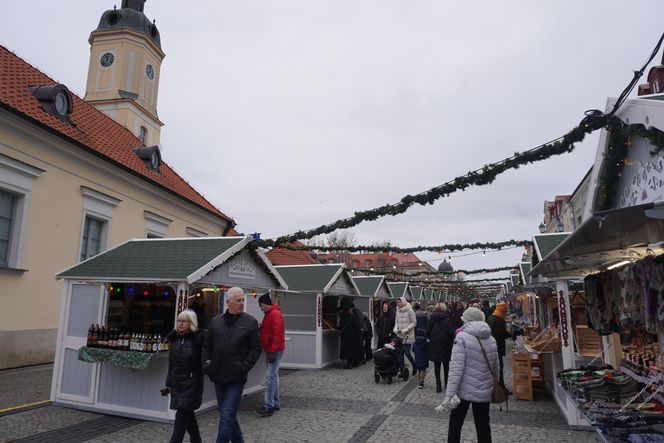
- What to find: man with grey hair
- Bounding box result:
[203,287,261,443]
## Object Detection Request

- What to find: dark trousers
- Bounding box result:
[498,353,504,385]
[433,361,450,387]
[169,409,202,443]
[364,337,373,360]
[448,400,491,443]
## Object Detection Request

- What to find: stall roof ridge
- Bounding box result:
[56,236,248,282]
[352,275,386,296]
[274,263,347,292]
[533,233,570,261]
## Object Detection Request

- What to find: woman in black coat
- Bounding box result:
[164,309,204,443]
[427,303,459,393]
[338,304,363,368]
[374,301,396,349]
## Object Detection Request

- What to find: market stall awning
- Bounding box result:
[352,275,390,298]
[529,202,664,279]
[519,262,532,285]
[274,264,359,295]
[56,236,286,286]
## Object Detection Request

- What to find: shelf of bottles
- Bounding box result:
[78,283,177,370]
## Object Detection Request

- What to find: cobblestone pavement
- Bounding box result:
[0,349,602,442]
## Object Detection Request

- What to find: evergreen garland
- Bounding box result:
[353,265,517,277]
[256,114,664,247]
[262,239,531,254]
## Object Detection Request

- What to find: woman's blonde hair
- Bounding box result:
[178,309,199,332]
[435,303,447,312]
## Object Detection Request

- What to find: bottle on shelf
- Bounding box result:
[152,334,159,353]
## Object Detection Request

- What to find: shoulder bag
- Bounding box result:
[476,337,510,408]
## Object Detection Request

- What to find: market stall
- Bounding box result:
[528,94,664,440]
[51,236,286,422]
[273,264,360,369]
[353,275,392,349]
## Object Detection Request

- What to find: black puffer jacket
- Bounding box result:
[374,309,396,345]
[202,311,261,386]
[426,311,457,363]
[166,329,205,411]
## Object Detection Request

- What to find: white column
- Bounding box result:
[315,293,322,368]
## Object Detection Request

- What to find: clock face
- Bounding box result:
[150,151,159,170]
[54,92,68,116]
[100,52,114,67]
[146,64,155,80]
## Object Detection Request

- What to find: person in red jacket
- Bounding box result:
[256,292,285,417]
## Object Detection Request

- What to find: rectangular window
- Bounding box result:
[80,216,104,261]
[0,190,17,265]
[139,126,148,144]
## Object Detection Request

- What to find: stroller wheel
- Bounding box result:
[374,373,380,383]
[387,376,393,384]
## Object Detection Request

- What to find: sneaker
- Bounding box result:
[418,381,424,389]
[256,406,273,417]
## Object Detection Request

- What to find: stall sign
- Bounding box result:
[228,257,257,280]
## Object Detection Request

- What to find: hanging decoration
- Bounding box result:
[353,266,517,278]
[254,115,664,247]
[559,290,569,347]
[262,240,532,254]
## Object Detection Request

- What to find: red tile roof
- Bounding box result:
[0,46,234,227]
[265,242,318,265]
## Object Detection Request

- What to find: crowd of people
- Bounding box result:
[163,288,510,443]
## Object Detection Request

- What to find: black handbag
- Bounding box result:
[477,337,510,409]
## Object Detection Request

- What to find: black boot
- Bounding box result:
[436,381,442,393]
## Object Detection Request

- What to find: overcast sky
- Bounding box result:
[3,1,663,279]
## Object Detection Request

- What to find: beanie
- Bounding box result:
[461,307,485,323]
[258,292,272,305]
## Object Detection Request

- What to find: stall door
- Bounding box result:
[55,283,103,403]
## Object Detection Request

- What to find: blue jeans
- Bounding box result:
[214,383,245,443]
[399,343,416,370]
[264,350,283,409]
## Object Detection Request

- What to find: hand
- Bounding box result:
[442,397,451,407]
[267,352,277,364]
[397,330,402,335]
[160,387,170,396]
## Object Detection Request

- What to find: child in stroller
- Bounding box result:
[373,336,408,384]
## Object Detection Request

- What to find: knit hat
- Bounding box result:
[461,307,485,323]
[493,302,507,318]
[258,292,272,305]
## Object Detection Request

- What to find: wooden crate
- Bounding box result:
[511,353,534,400]
[576,325,602,357]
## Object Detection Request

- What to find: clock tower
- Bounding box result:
[84,0,165,146]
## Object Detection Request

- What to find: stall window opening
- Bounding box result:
[106,283,176,336]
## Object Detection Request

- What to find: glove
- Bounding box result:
[160,387,170,396]
[267,352,277,364]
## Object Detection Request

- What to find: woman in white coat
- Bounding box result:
[443,307,499,443]
[393,296,417,376]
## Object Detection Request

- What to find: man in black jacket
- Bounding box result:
[203,287,261,443]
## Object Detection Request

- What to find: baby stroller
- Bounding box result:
[373,337,408,384]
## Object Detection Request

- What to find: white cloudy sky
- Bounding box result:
[3,1,663,277]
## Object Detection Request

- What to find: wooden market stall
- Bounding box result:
[51,236,286,422]
[352,275,392,348]
[527,94,664,439]
[273,264,360,369]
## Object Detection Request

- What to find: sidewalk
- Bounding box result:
[0,349,601,442]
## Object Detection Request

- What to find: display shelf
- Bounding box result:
[512,352,544,400]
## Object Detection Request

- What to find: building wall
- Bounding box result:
[0,110,228,368]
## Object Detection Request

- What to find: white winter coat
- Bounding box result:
[444,320,499,403]
[393,303,417,343]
